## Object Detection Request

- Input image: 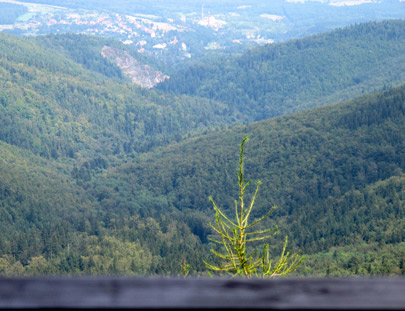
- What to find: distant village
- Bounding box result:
[0,1,245,60]
[0,0,284,61]
[11,8,192,56]
[0,0,397,62]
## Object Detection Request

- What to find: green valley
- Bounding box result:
[0,20,404,276]
[94,84,404,276]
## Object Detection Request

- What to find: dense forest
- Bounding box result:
[90,84,405,276]
[158,20,405,121]
[34,34,169,79]
[0,32,234,161]
[1,83,403,276]
[0,20,404,276]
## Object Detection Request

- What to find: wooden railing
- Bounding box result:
[0,277,404,309]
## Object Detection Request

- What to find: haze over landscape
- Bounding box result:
[0,0,404,277]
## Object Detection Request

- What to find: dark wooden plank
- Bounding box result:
[0,277,405,309]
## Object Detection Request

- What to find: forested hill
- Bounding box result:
[158,20,405,121]
[0,77,403,276]
[0,32,234,160]
[93,83,405,276]
[0,31,232,276]
[0,27,404,277]
[34,34,168,82]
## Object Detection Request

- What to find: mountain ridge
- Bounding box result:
[158,19,405,121]
[0,32,234,161]
[0,21,404,276]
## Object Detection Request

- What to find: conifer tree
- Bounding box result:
[204,137,305,278]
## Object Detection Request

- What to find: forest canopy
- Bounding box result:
[0,20,404,276]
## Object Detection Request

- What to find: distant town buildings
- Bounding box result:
[1,0,282,61]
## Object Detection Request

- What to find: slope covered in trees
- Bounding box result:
[92,83,405,276]
[0,32,234,161]
[158,20,405,121]
[0,137,210,276]
[1,82,403,276]
[35,34,168,81]
[0,32,227,276]
[0,24,404,276]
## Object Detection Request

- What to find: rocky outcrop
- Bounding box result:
[101,46,169,88]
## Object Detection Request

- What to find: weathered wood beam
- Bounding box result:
[0,277,404,309]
